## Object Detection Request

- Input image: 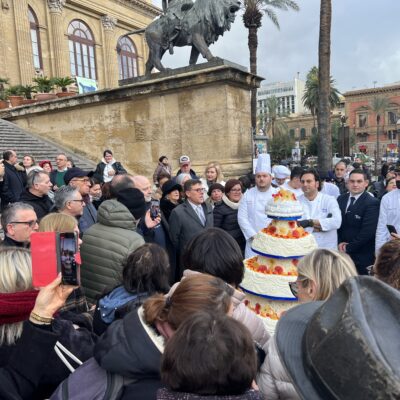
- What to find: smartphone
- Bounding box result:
[59,232,80,286]
[387,225,397,235]
[150,200,160,220]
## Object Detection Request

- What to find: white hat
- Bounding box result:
[179,155,190,164]
[255,154,271,174]
[273,165,291,179]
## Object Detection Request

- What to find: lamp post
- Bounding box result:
[340,115,348,156]
[397,118,400,162]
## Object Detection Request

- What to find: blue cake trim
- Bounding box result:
[251,247,304,259]
[240,286,298,302]
[266,215,302,220]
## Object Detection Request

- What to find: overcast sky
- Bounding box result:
[151,0,400,93]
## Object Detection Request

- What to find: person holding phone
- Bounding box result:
[0,248,95,399]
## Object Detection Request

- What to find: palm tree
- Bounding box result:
[302,66,341,129]
[371,96,390,176]
[264,95,289,138]
[242,0,299,131]
[317,0,332,175]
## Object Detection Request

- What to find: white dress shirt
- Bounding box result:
[299,192,342,249]
[376,189,400,254]
[238,186,278,258]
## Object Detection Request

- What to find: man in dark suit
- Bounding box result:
[338,169,379,275]
[169,179,213,270]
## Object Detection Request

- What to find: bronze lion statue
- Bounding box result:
[128,0,241,75]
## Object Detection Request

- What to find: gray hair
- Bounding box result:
[26,170,48,189]
[176,173,191,186]
[54,185,79,211]
[1,203,35,233]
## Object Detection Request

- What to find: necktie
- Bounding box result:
[196,206,206,226]
[347,196,355,213]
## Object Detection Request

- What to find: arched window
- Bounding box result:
[311,127,318,135]
[117,36,138,80]
[68,20,96,79]
[300,128,306,140]
[28,7,42,70]
[289,129,295,139]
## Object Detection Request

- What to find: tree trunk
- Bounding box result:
[248,24,258,132]
[317,0,332,176]
[375,119,380,177]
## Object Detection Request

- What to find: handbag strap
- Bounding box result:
[54,341,83,373]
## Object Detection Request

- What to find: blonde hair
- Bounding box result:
[39,213,77,233]
[204,161,224,182]
[297,249,357,301]
[0,248,32,345]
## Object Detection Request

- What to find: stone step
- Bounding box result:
[0,119,96,171]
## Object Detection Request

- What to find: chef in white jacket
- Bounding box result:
[238,154,278,258]
[298,170,342,249]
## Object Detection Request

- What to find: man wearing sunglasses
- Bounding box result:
[0,202,38,248]
[64,168,97,235]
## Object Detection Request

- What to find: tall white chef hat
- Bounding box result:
[255,153,272,175]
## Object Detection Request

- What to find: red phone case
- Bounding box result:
[31,232,60,288]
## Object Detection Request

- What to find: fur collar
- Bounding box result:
[137,306,165,353]
[222,194,239,210]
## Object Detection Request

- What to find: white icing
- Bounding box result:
[266,192,304,217]
[241,268,296,299]
[252,232,317,257]
[255,256,297,274]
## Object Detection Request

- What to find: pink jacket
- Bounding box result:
[168,270,270,347]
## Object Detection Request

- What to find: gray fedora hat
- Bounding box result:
[276,276,400,400]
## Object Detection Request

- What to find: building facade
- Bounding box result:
[0,0,159,90]
[344,84,400,158]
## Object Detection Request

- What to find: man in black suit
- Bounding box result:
[337,169,379,275]
[169,179,213,266]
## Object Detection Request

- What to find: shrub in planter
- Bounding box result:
[6,85,24,107]
[33,76,57,101]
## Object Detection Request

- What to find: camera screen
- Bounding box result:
[60,234,79,285]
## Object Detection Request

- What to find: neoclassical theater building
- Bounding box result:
[0,0,160,89]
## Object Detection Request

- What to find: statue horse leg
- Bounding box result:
[191,32,214,61]
[189,46,200,65]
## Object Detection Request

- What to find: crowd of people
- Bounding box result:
[0,148,399,399]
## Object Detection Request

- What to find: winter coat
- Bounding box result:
[94,307,165,400]
[257,337,299,400]
[92,159,127,183]
[0,318,96,400]
[153,162,172,184]
[19,190,53,220]
[1,162,26,210]
[80,199,145,303]
[213,195,246,255]
[157,388,263,400]
[160,198,181,223]
[168,270,270,348]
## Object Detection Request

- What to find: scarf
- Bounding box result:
[0,290,39,325]
[222,194,239,210]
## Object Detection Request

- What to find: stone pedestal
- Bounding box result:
[1,59,263,177]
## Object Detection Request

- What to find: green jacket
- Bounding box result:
[80,199,145,303]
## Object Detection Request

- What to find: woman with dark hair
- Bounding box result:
[171,228,270,348]
[380,176,397,199]
[158,312,262,400]
[54,274,233,400]
[92,150,127,183]
[371,240,400,290]
[213,179,246,254]
[153,156,172,186]
[93,243,171,335]
[160,180,182,222]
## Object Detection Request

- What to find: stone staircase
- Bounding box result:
[0,119,96,171]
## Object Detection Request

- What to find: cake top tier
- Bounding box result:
[266,189,303,218]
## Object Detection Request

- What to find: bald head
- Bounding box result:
[132,175,152,202]
[110,174,135,198]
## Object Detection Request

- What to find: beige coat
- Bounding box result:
[257,337,299,400]
[168,269,270,347]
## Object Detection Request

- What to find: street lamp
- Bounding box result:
[340,115,348,156]
[397,118,400,161]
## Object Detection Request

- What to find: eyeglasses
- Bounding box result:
[230,188,242,193]
[366,265,375,276]
[10,220,38,228]
[191,188,205,193]
[288,278,308,297]
[71,177,90,183]
[69,199,85,204]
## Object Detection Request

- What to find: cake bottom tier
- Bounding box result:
[244,292,299,335]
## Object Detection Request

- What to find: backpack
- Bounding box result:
[50,357,136,400]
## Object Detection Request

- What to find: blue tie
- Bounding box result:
[196,206,206,225]
[346,196,355,213]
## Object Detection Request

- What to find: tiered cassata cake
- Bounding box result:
[240,189,317,334]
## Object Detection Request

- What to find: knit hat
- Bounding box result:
[162,180,182,197]
[116,188,146,220]
[207,183,224,197]
[64,167,88,185]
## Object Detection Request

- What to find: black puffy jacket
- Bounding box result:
[213,196,245,255]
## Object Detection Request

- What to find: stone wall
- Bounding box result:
[0,60,261,178]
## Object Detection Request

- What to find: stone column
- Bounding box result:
[47,0,67,77]
[101,15,118,88]
[13,0,33,84]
